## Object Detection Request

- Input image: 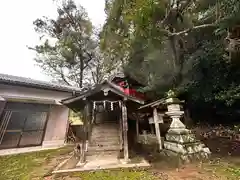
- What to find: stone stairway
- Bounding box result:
[87,123,120,156]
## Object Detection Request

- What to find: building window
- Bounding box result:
[0,102,49,149]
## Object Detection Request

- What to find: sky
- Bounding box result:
[0,0,106,81]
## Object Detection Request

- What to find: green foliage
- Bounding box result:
[103,1,240,97]
[101,0,240,122]
[181,36,240,107]
[101,0,166,70]
[31,0,107,87]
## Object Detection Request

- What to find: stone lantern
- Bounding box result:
[164,96,210,162]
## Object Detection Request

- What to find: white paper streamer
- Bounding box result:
[93,101,96,110]
[111,102,113,111]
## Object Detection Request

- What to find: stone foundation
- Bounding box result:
[165,130,196,143]
[164,126,211,162]
[163,148,210,162]
[164,132,211,162]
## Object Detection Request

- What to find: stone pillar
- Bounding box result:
[164,97,210,162]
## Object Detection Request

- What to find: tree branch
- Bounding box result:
[159,23,217,37]
[59,68,72,86]
[83,52,93,69]
[170,23,217,36]
[45,60,72,86]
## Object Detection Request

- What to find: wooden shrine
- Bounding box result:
[61,80,145,164]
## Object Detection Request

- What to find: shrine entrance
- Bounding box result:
[88,100,122,158]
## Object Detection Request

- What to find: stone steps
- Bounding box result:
[90,136,120,141]
[86,150,120,160]
[87,145,120,153]
[92,133,120,138]
[90,140,120,146]
[90,132,119,144]
[91,130,119,136]
[87,123,120,156]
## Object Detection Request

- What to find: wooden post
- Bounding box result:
[136,119,139,141]
[143,130,147,144]
[79,141,85,163]
[119,107,123,150]
[89,107,95,143]
[122,102,129,162]
[79,102,90,163]
[153,108,162,150]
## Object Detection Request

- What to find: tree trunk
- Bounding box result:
[79,58,84,88]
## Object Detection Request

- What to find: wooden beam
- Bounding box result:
[122,102,129,162]
[153,108,162,150]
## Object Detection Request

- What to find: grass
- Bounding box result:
[202,157,240,180]
[0,147,72,180]
[71,169,156,180]
[0,146,239,180]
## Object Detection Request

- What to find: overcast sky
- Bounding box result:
[0,0,105,81]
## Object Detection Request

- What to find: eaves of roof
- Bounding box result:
[0,73,82,93]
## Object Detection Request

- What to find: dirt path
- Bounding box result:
[151,166,225,180]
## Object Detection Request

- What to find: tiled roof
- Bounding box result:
[61,80,145,105]
[0,73,82,92]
